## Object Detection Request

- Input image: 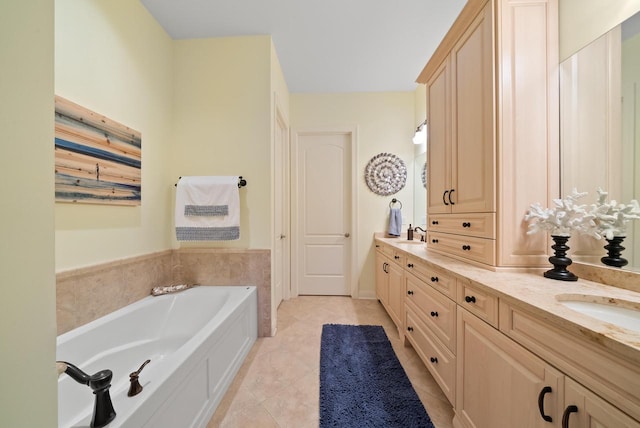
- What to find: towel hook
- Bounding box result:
[389,198,402,209]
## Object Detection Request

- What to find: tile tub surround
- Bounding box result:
[174,248,271,337]
[375,236,640,361]
[56,248,271,337]
[56,251,174,335]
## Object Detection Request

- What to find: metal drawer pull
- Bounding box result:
[407,290,414,295]
[430,311,438,317]
[430,357,438,364]
[432,220,439,225]
[431,239,439,244]
[430,277,439,282]
[462,245,471,251]
[407,326,414,332]
[462,222,471,228]
[465,295,476,304]
[537,386,553,422]
[407,263,414,268]
[562,405,578,428]
[443,190,449,206]
[394,255,400,259]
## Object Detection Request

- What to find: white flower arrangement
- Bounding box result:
[589,188,640,240]
[524,189,596,237]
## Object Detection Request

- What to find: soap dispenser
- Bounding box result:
[407,224,414,241]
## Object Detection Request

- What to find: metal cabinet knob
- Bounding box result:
[344,233,350,238]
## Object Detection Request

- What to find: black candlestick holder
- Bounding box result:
[601,236,628,268]
[544,235,578,281]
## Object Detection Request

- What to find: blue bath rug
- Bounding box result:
[319,324,435,428]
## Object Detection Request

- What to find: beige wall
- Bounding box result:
[291,92,416,298]
[0,0,57,426]
[54,0,175,271]
[560,0,640,60]
[171,36,275,250]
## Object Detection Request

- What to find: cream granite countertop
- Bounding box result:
[375,236,640,362]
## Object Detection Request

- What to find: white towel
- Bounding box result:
[388,208,402,237]
[175,176,240,241]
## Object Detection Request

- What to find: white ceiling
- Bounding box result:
[140,0,466,93]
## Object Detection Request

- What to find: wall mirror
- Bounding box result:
[560,7,640,272]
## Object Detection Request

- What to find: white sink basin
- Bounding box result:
[557,296,640,332]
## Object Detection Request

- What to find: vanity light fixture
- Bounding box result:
[413,120,427,145]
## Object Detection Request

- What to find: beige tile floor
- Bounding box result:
[208,296,455,428]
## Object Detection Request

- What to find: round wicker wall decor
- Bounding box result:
[364,152,407,196]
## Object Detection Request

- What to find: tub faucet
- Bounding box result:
[413,226,427,242]
[57,361,116,428]
[128,359,151,397]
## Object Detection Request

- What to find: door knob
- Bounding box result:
[344,233,350,238]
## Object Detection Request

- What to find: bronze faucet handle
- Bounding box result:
[128,359,151,397]
[130,359,151,377]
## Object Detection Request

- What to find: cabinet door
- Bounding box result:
[456,308,563,428]
[375,251,389,306]
[427,57,452,214]
[386,259,404,329]
[450,2,495,214]
[563,378,640,428]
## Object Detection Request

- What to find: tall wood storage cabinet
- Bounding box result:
[418,0,559,268]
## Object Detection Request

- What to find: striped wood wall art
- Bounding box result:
[54,96,141,206]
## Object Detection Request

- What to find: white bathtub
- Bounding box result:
[57,285,257,428]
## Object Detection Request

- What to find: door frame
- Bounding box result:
[290,126,358,298]
[273,95,291,305]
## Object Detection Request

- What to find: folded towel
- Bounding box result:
[388,208,402,237]
[175,176,240,241]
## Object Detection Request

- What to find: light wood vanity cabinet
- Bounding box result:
[428,231,496,266]
[500,302,640,425]
[428,213,495,239]
[457,302,640,428]
[404,257,458,405]
[456,279,498,328]
[406,271,456,353]
[406,306,457,405]
[457,308,564,428]
[374,243,404,333]
[374,239,640,427]
[419,0,558,267]
[425,3,494,218]
[375,250,389,307]
[564,378,640,428]
[406,255,456,299]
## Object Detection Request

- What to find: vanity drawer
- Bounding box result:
[405,271,457,352]
[405,255,456,299]
[428,213,495,239]
[380,243,406,266]
[457,279,499,328]
[406,307,456,405]
[427,231,496,266]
